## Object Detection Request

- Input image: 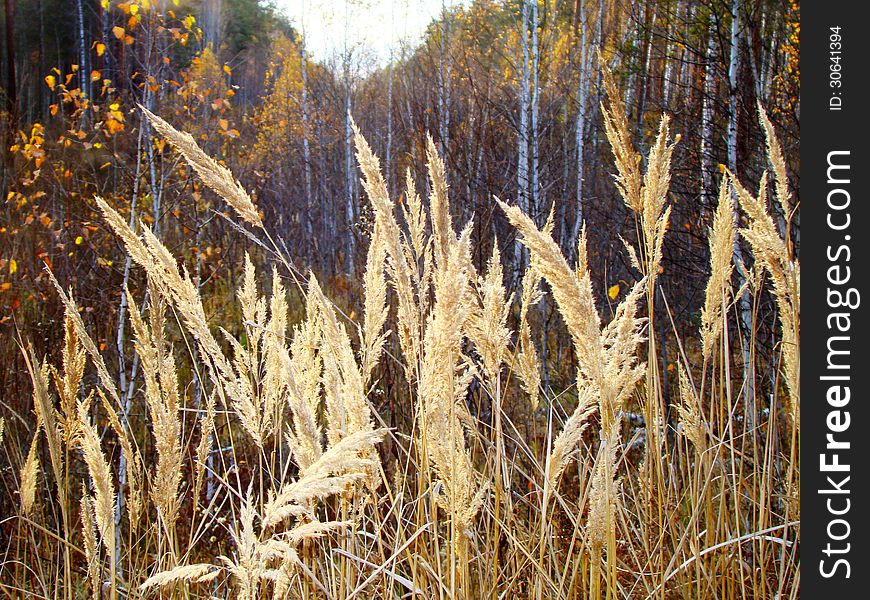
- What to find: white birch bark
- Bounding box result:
[516,0,531,275]
[727,0,756,425]
[75,0,90,103]
[530,0,540,225]
[386,56,393,197]
[569,0,589,263]
[438,1,451,157]
[344,58,355,275]
[700,16,717,207]
[301,40,313,242]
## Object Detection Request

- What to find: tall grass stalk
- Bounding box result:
[5,86,799,599]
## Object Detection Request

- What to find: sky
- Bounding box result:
[273,0,463,68]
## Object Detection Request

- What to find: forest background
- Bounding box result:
[0,0,799,350]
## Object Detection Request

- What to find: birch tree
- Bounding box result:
[568,0,590,263]
[516,0,531,275]
[727,0,757,425]
[700,14,717,207]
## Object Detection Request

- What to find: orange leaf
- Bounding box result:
[219,118,229,131]
[113,26,125,40]
[91,70,101,82]
[96,42,106,57]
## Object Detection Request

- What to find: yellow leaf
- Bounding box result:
[9,259,17,275]
[75,236,84,245]
[608,284,621,300]
[95,42,106,57]
[45,75,56,90]
[223,64,232,75]
[219,118,229,131]
[129,3,139,15]
[113,26,125,40]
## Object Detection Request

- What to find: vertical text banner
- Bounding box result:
[804,2,870,595]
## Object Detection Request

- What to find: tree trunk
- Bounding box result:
[635,1,657,135]
[516,0,531,277]
[569,0,588,263]
[386,57,393,198]
[100,0,112,83]
[4,0,16,123]
[75,0,90,103]
[700,15,716,208]
[662,0,686,110]
[727,0,756,428]
[438,1,451,157]
[202,0,224,50]
[301,40,314,245]
[530,0,540,225]
[344,58,355,275]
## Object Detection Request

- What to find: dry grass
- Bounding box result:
[2,87,799,599]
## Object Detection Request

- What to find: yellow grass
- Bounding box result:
[5,90,799,599]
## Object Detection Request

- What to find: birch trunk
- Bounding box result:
[569,0,589,263]
[516,0,531,276]
[202,0,223,50]
[100,0,112,82]
[727,0,756,427]
[700,16,716,207]
[75,0,90,108]
[438,1,451,157]
[386,57,393,197]
[3,0,16,144]
[112,112,147,591]
[301,40,314,243]
[530,0,540,225]
[344,59,355,275]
